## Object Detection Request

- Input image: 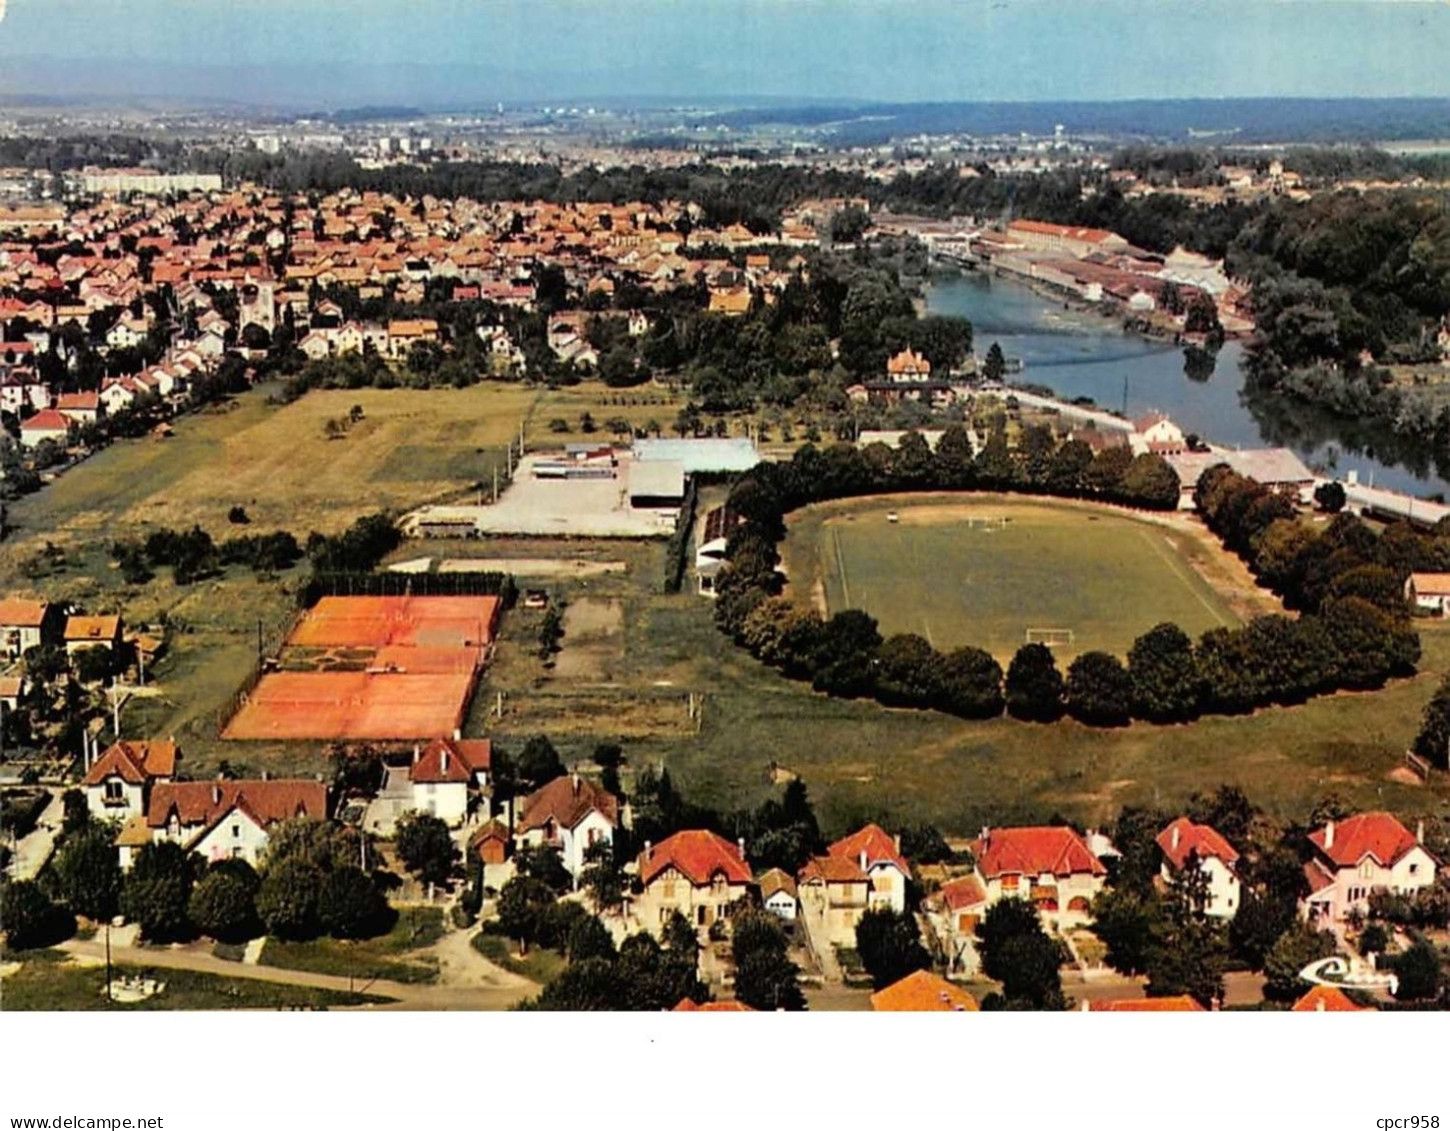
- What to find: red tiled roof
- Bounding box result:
[799,854,868,884]
[829,823,911,877]
[1409,572,1450,596]
[1293,985,1370,1013]
[81,740,178,787]
[978,826,1106,880]
[1157,817,1240,871]
[22,408,73,432]
[1088,996,1205,1012]
[673,998,754,1012]
[0,598,48,627]
[639,829,751,887]
[64,615,120,643]
[938,875,988,911]
[517,774,619,834]
[147,779,326,830]
[1309,813,1425,870]
[870,971,979,1012]
[410,737,491,784]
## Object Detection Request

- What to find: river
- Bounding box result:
[926,270,1450,500]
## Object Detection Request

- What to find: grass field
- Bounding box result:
[0,954,390,1010]
[806,496,1241,662]
[257,907,444,986]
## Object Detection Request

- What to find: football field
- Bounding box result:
[817,498,1239,661]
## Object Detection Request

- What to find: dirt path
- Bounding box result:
[58,928,537,1012]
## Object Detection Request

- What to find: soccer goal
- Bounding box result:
[966,515,1009,532]
[1025,627,1075,647]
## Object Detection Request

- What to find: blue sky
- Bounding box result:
[0,1,1447,107]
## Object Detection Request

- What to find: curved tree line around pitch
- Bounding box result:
[710,434,1424,726]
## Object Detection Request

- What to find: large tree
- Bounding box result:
[1065,651,1133,726]
[317,866,389,939]
[855,906,931,990]
[188,865,260,943]
[121,841,197,942]
[255,857,323,941]
[395,812,458,887]
[976,898,1066,1010]
[1005,643,1065,722]
[51,824,123,922]
[1127,622,1200,722]
[731,908,805,1011]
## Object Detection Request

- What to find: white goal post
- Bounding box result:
[1025,628,1075,647]
[966,515,1009,531]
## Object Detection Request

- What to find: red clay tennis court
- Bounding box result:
[222,595,501,741]
[223,670,477,741]
[287,595,501,651]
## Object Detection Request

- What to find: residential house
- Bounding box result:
[926,873,988,975]
[1157,817,1241,919]
[64,613,122,659]
[80,739,178,823]
[1301,812,1438,926]
[974,825,1107,928]
[20,408,73,448]
[758,868,799,921]
[673,998,754,1012]
[1293,985,1370,1012]
[407,736,492,827]
[798,823,913,947]
[886,348,932,383]
[870,970,979,1012]
[0,674,24,713]
[797,853,871,947]
[386,318,439,360]
[515,772,621,878]
[1405,572,1450,617]
[1083,996,1205,1012]
[55,391,101,424]
[0,598,58,659]
[131,778,328,870]
[633,829,753,934]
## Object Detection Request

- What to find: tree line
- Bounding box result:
[711,439,1422,725]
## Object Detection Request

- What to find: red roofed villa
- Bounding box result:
[975,825,1107,927]
[633,829,752,936]
[1157,817,1241,919]
[1301,812,1437,926]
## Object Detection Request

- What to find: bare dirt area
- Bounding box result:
[553,598,625,679]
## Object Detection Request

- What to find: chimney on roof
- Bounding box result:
[1417,819,1425,845]
[453,728,462,741]
[1171,825,1181,852]
[572,772,580,795]
[1080,999,1091,1012]
[1316,998,1326,1012]
[441,748,449,775]
[413,743,421,765]
[1325,820,1335,850]
[859,849,868,873]
[980,826,990,850]
[894,833,901,854]
[644,839,653,863]
[262,769,269,781]
[737,837,746,861]
[211,783,221,805]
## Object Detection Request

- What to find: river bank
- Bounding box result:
[925,270,1450,500]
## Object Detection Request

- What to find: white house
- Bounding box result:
[1301,812,1439,926]
[407,737,492,827]
[758,867,799,921]
[1405,572,1450,617]
[828,824,912,913]
[515,773,620,878]
[632,829,753,935]
[974,825,1107,929]
[1157,816,1241,919]
[0,598,55,660]
[132,779,328,870]
[80,739,178,823]
[926,873,988,976]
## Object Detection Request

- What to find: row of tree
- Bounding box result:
[714,444,1418,724]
